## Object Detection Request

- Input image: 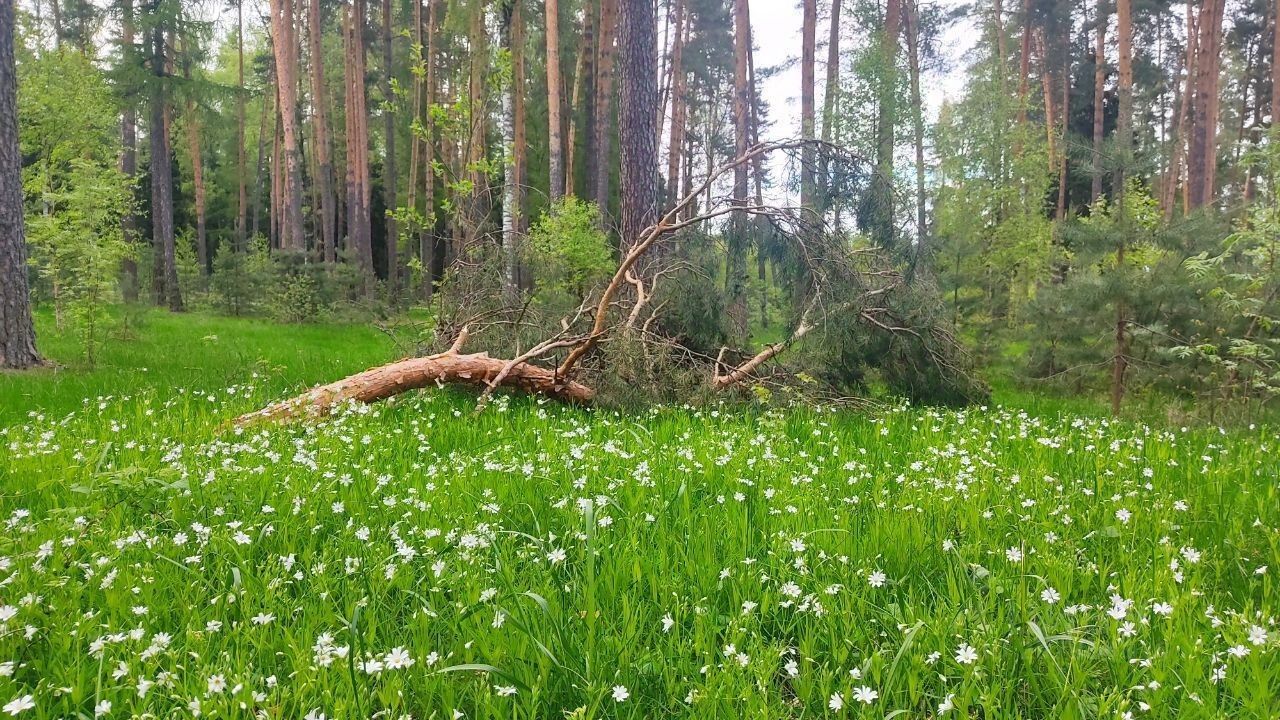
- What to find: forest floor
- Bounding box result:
[0,312,1277,718]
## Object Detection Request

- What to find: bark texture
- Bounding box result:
[617,0,658,249]
[0,0,42,369]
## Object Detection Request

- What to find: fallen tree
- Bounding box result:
[238,140,983,426]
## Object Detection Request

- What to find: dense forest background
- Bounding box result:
[1,0,1278,420]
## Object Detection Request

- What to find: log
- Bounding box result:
[235,350,594,425]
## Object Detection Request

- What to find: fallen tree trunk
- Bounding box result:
[235,335,594,425]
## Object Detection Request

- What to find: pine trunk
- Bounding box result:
[663,0,686,210]
[1188,0,1224,209]
[381,0,397,294]
[344,0,374,281]
[236,0,248,249]
[1113,0,1132,198]
[149,24,182,311]
[726,0,750,340]
[120,0,139,300]
[309,0,337,262]
[0,0,42,368]
[270,0,305,251]
[820,0,842,203]
[592,0,619,222]
[617,0,659,250]
[800,0,817,211]
[546,0,565,201]
[1091,0,1106,203]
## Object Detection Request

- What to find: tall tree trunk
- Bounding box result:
[868,0,900,249]
[310,0,336,262]
[663,0,686,210]
[1162,3,1196,218]
[1056,72,1069,218]
[546,0,565,201]
[253,66,273,242]
[236,0,248,250]
[1091,0,1106,203]
[1113,0,1132,198]
[820,0,842,203]
[381,0,397,293]
[270,0,305,251]
[727,0,750,340]
[800,0,817,212]
[1015,0,1031,128]
[1188,0,1224,209]
[464,0,488,252]
[120,0,139,300]
[185,100,208,274]
[149,22,181,311]
[344,0,374,281]
[564,11,585,198]
[592,0,619,222]
[618,0,658,251]
[0,0,43,368]
[421,0,438,299]
[270,105,281,249]
[904,0,927,259]
[501,0,526,296]
[1273,0,1280,132]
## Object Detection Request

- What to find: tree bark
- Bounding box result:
[663,0,686,211]
[727,0,750,340]
[618,0,659,251]
[868,0,901,248]
[344,0,374,282]
[184,100,208,274]
[252,65,273,241]
[1188,0,1224,209]
[1273,0,1280,131]
[1113,0,1132,199]
[270,0,306,251]
[1091,0,1106,204]
[149,19,182,311]
[501,0,526,297]
[381,0,397,293]
[567,0,597,198]
[421,0,439,298]
[546,0,565,201]
[820,0,842,201]
[800,0,817,212]
[0,0,43,368]
[309,0,337,262]
[592,0,619,222]
[904,0,927,253]
[236,340,595,426]
[120,0,140,300]
[236,0,248,250]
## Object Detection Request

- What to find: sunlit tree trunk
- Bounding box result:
[546,0,565,201]
[1113,0,1132,198]
[344,0,374,282]
[270,0,305,251]
[820,0,842,203]
[309,0,336,262]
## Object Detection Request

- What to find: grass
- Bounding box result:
[0,312,1277,718]
[0,310,396,423]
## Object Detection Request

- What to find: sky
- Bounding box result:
[749,0,978,140]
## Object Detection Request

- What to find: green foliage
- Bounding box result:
[528,198,615,301]
[24,160,133,366]
[1,320,1277,717]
